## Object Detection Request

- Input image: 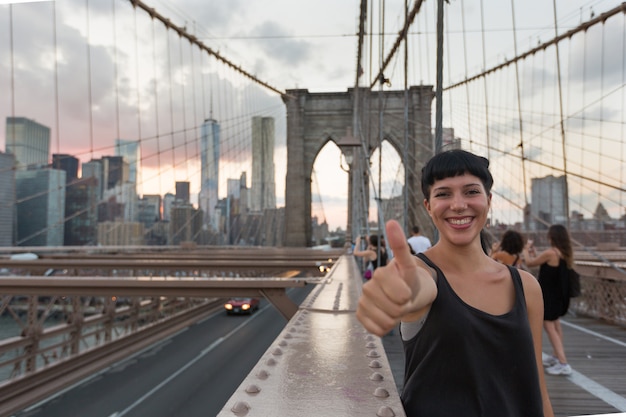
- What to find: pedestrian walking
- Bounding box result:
[523,224,574,376]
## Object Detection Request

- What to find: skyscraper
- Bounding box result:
[114,139,140,185]
[16,168,66,246]
[199,118,220,231]
[52,154,79,182]
[5,117,50,169]
[0,152,16,246]
[530,175,568,230]
[82,159,104,200]
[250,117,276,212]
[176,181,190,203]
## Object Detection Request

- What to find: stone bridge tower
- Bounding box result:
[283,86,434,247]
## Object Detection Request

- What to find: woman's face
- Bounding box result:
[424,173,491,247]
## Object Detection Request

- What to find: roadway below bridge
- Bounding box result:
[11,286,314,417]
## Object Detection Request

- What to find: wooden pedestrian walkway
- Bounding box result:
[543,313,626,417]
[382,311,626,416]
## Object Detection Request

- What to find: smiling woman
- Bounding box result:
[356,149,555,417]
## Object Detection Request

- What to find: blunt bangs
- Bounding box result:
[421,150,493,199]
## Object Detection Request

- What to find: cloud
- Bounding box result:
[247,21,311,66]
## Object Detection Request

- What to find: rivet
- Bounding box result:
[369,372,384,381]
[374,387,390,398]
[366,341,377,348]
[245,384,261,394]
[366,335,375,341]
[266,358,277,366]
[279,340,288,346]
[230,400,250,414]
[256,369,269,379]
[272,347,283,355]
[377,406,396,417]
[369,360,382,368]
[289,327,297,332]
[367,349,380,358]
[284,333,293,339]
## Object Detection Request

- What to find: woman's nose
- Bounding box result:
[451,195,467,211]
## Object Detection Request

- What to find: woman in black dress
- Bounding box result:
[524,224,573,376]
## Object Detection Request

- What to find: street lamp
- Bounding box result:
[337,127,361,168]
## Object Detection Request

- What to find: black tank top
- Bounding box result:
[401,254,544,416]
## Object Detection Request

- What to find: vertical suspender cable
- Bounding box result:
[133,6,142,162]
[619,16,626,215]
[53,1,63,241]
[460,0,473,151]
[53,2,60,160]
[86,0,94,160]
[151,17,162,197]
[509,0,529,208]
[179,35,191,236]
[166,29,176,186]
[552,0,570,228]
[403,0,409,233]
[112,0,121,145]
[479,0,494,237]
[434,0,444,154]
[377,0,384,261]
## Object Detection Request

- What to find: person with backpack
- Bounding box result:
[523,224,574,376]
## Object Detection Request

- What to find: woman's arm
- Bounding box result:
[520,270,555,417]
[352,236,374,259]
[523,243,554,268]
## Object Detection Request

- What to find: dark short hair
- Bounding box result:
[421,149,493,200]
[412,226,420,234]
[500,230,524,254]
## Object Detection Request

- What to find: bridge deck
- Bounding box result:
[383,312,626,416]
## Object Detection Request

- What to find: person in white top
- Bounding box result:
[407,225,432,254]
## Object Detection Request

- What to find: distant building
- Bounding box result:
[441,128,461,150]
[224,172,249,245]
[162,192,175,221]
[16,168,66,246]
[169,203,202,245]
[530,175,568,230]
[82,159,104,200]
[102,156,129,190]
[138,194,161,229]
[175,181,190,204]
[5,117,50,169]
[97,220,144,246]
[64,177,98,246]
[114,139,140,186]
[199,118,220,231]
[52,154,79,182]
[97,196,125,223]
[250,117,276,212]
[103,182,138,223]
[0,152,16,246]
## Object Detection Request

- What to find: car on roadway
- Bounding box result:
[224,297,260,315]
